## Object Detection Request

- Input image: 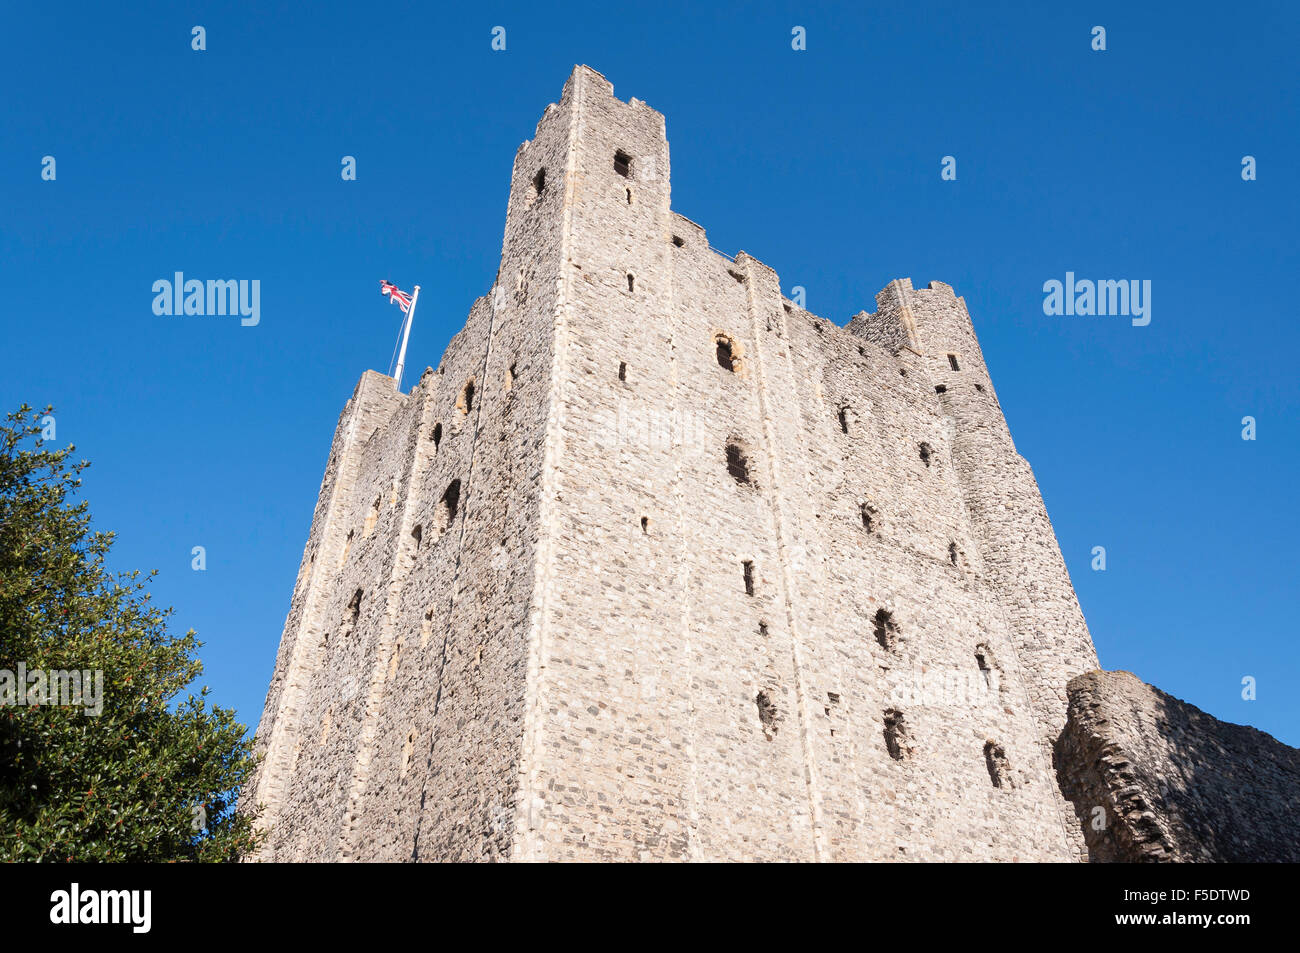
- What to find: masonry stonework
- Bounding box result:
[245,66,1111,861]
[1058,671,1300,863]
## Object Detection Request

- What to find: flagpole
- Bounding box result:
[393,284,420,392]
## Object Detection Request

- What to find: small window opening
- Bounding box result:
[975,644,996,690]
[883,709,908,761]
[948,542,959,566]
[626,188,632,204]
[919,442,932,468]
[860,503,876,533]
[838,407,850,434]
[899,368,908,377]
[873,608,898,652]
[434,479,462,538]
[627,273,635,292]
[742,560,755,596]
[442,480,461,524]
[726,442,751,484]
[716,338,735,371]
[975,383,985,392]
[411,524,423,552]
[640,516,649,533]
[432,422,442,449]
[618,361,627,381]
[672,235,684,248]
[935,385,947,394]
[985,741,1013,788]
[532,168,546,197]
[759,621,769,639]
[614,150,631,177]
[460,379,475,414]
[756,690,779,740]
[948,354,960,371]
[346,589,363,627]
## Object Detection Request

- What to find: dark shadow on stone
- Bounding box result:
[1056,670,1300,862]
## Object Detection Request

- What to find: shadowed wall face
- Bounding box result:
[1058,670,1300,863]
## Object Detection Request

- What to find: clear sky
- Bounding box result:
[3,1,1297,747]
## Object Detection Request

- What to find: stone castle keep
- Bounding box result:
[244,66,1298,862]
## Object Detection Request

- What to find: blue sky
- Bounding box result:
[3,1,1297,747]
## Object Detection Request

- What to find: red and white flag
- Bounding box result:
[380,279,413,313]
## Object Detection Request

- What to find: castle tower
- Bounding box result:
[245,66,1099,861]
[851,280,1101,857]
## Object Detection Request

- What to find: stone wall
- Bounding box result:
[244,75,579,861]
[1057,670,1300,863]
[245,66,1105,862]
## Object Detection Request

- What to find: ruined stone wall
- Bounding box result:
[247,66,1102,862]
[1057,671,1300,863]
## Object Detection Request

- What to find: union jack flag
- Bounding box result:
[380,279,413,313]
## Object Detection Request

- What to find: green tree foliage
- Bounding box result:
[0,405,262,861]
